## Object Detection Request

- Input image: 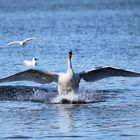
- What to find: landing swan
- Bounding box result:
[0,50,140,94]
[7,37,35,46]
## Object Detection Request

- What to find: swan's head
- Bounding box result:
[68,49,72,59]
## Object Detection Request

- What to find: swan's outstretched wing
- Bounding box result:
[23,37,34,43]
[79,66,140,82]
[7,41,20,46]
[0,69,59,84]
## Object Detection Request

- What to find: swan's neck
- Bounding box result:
[67,53,74,75]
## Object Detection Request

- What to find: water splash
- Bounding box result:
[0,85,108,104]
[51,90,105,104]
[29,88,56,103]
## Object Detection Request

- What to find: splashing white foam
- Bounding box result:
[51,92,79,103]
[30,88,56,103]
[15,86,105,104]
[51,90,104,104]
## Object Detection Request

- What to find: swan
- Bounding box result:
[0,49,140,95]
[23,58,37,67]
[7,37,35,46]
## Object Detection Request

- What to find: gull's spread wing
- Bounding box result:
[0,69,59,84]
[23,37,34,43]
[7,41,20,46]
[79,66,140,82]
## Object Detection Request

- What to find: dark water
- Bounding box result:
[0,0,140,139]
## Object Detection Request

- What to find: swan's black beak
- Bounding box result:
[68,49,72,59]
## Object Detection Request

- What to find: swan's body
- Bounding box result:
[0,50,140,95]
[7,37,34,46]
[58,51,80,94]
[23,58,37,67]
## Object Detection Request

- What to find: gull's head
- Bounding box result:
[33,58,38,61]
[34,58,38,61]
[68,49,72,59]
[33,58,38,65]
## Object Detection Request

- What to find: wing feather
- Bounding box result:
[7,41,20,46]
[79,66,140,82]
[23,38,34,43]
[0,69,59,84]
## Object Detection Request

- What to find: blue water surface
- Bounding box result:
[0,0,140,139]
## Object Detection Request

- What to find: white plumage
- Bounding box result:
[7,37,35,46]
[23,58,37,67]
[0,50,140,95]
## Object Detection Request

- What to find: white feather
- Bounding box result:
[23,58,37,67]
[0,50,140,95]
[7,37,35,46]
